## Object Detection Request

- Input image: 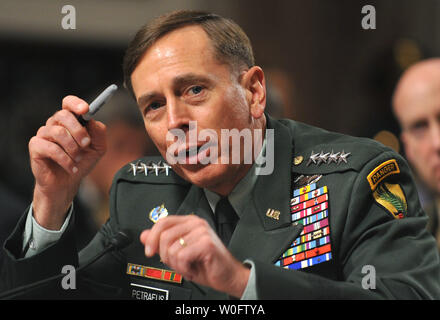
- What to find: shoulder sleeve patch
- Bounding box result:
[367,159,400,191]
[373,183,407,219]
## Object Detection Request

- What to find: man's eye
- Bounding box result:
[409,123,428,138]
[189,86,203,95]
[149,102,162,110]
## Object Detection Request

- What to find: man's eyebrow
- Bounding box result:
[172,73,214,90]
[137,73,214,107]
[137,92,159,108]
[408,119,428,130]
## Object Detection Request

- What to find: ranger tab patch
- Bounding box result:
[367,159,400,191]
[275,183,333,270]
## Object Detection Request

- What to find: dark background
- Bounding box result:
[0,0,438,202]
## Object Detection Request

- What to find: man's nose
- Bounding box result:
[167,97,189,132]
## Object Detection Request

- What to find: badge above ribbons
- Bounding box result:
[275,182,333,270]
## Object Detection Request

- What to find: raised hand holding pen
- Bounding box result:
[29,85,117,230]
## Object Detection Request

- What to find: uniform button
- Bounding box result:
[292,222,299,226]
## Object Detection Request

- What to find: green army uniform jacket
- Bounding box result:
[2,116,440,299]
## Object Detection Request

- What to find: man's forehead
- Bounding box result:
[143,25,215,62]
[131,25,224,96]
[395,80,440,118]
[398,101,440,128]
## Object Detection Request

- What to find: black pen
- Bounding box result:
[78,84,118,126]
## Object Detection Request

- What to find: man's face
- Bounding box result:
[395,81,440,194]
[130,25,259,193]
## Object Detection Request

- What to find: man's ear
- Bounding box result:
[240,66,266,119]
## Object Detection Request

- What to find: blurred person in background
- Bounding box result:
[393,58,440,248]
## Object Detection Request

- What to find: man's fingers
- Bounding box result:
[139,215,238,292]
[36,125,82,163]
[166,225,210,272]
[143,217,178,256]
[29,136,78,174]
[46,109,91,148]
[140,229,149,245]
[157,219,201,264]
[143,215,209,258]
[62,95,89,115]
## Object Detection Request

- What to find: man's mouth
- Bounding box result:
[174,142,215,164]
[186,145,201,158]
[176,144,202,157]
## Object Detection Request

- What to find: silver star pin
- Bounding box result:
[316,151,330,165]
[164,163,171,175]
[153,163,159,176]
[307,151,320,166]
[328,150,340,164]
[128,160,172,176]
[338,150,351,164]
[129,163,138,176]
[157,161,171,176]
[141,162,148,176]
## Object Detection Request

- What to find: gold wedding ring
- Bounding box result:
[179,237,186,247]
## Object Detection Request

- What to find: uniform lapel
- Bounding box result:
[175,184,216,230]
[173,185,227,298]
[229,116,304,264]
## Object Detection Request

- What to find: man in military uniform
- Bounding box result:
[1,10,440,299]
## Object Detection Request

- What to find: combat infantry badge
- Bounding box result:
[149,204,169,223]
[294,174,322,189]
